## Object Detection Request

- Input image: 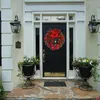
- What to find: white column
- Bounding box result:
[97,7,100,92]
[1,0,13,91]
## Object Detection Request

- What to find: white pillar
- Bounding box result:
[1,0,13,91]
[97,7,100,92]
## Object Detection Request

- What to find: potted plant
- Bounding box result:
[17,56,39,87]
[73,57,99,81]
[72,57,99,90]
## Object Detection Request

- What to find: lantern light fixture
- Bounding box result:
[10,15,21,33]
[88,15,100,33]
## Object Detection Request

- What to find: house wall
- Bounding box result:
[24,2,86,79]
[86,0,99,58]
[85,0,100,92]
[0,0,23,91]
[11,0,86,88]
[11,0,24,88]
[1,0,13,91]
[1,0,100,91]
[0,0,1,81]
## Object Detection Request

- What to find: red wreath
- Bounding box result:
[44,28,65,51]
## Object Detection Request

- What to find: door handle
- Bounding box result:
[43,49,45,63]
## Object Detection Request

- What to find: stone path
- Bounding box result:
[7,80,100,100]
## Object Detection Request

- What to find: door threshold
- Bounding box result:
[42,77,67,79]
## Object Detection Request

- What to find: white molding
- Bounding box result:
[2,22,12,33]
[2,46,12,57]
[25,3,84,12]
[97,7,100,21]
[1,0,11,8]
[25,2,85,79]
[2,70,12,82]
[2,58,13,70]
[1,9,12,20]
[2,34,12,45]
[76,21,85,57]
[77,11,85,21]
[98,46,100,57]
[25,0,84,3]
[67,16,69,78]
[40,14,43,78]
[3,82,13,91]
[24,22,34,57]
[25,12,32,21]
[98,33,100,45]
[96,82,100,92]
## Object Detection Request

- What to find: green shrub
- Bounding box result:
[0,81,6,100]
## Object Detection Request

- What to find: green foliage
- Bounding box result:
[17,56,39,77]
[0,81,6,100]
[72,57,100,82]
[18,56,39,71]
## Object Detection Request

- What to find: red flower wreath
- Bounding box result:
[44,28,65,51]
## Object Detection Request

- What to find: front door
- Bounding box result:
[42,23,66,77]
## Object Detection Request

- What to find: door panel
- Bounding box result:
[42,23,66,77]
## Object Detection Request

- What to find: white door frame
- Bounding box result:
[33,12,76,79]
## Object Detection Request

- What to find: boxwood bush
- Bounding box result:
[0,81,6,100]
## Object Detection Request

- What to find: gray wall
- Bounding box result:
[86,0,100,58]
[0,0,1,81]
[10,0,100,90]
[0,0,1,10]
[85,0,100,91]
[11,0,24,88]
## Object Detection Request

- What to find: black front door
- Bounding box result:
[43,23,66,77]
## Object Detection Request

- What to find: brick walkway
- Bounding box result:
[7,80,100,100]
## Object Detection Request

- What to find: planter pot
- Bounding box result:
[78,66,93,91]
[79,66,92,79]
[22,65,35,76]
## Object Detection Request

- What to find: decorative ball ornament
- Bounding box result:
[44,28,65,51]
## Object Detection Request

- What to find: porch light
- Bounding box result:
[10,15,21,33]
[88,15,100,33]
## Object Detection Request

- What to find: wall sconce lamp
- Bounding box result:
[88,15,100,33]
[10,15,21,33]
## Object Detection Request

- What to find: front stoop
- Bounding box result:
[6,98,96,100]
[7,80,100,100]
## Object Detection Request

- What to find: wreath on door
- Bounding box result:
[44,28,65,51]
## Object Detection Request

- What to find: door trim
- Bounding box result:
[32,12,76,79]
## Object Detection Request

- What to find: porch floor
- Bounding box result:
[7,80,100,100]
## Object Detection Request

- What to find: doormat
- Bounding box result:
[44,81,66,87]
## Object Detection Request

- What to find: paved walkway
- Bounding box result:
[7,80,100,100]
